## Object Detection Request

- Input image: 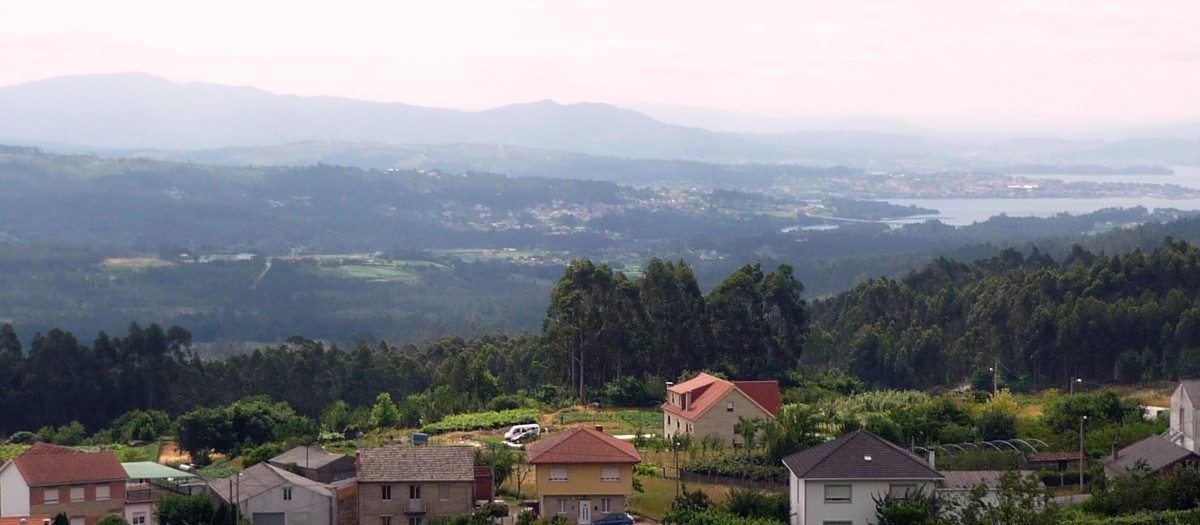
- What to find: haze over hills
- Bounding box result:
[1,73,1198,172]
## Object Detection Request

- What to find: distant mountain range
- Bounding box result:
[0,73,1197,171]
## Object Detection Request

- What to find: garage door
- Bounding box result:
[253,513,286,525]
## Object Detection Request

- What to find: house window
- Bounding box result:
[380,516,392,525]
[409,519,421,525]
[727,402,734,412]
[601,498,612,512]
[888,484,918,499]
[409,485,421,499]
[558,499,568,514]
[601,468,620,482]
[822,522,853,525]
[96,485,110,501]
[284,488,293,500]
[70,487,85,502]
[438,485,450,501]
[549,468,569,482]
[824,484,851,503]
[44,489,59,504]
[132,515,146,525]
[382,486,392,500]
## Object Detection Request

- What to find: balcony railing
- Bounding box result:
[406,500,426,514]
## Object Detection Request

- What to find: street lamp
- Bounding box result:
[1071,378,1082,395]
[673,438,681,499]
[1079,415,1088,492]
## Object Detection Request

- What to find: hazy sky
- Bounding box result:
[2,0,1198,126]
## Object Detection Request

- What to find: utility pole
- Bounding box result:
[989,358,998,396]
[1079,415,1088,492]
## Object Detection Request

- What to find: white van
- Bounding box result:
[504,423,540,443]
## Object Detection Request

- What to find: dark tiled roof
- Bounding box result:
[938,470,1036,490]
[11,443,127,487]
[1103,435,1200,475]
[526,427,641,464]
[357,446,475,483]
[1026,451,1082,462]
[270,446,347,469]
[781,430,942,480]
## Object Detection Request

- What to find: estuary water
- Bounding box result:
[878,166,1200,227]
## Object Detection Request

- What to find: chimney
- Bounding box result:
[1112,439,1120,460]
[928,449,936,470]
[685,391,691,410]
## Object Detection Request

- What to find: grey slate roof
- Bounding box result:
[1178,380,1200,403]
[938,470,1036,490]
[209,462,333,503]
[781,430,943,480]
[1103,435,1200,475]
[357,446,475,483]
[270,446,348,469]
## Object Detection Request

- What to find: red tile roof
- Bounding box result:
[661,373,781,419]
[10,443,127,487]
[526,427,641,465]
[733,381,783,416]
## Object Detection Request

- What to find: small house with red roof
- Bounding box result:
[0,444,127,525]
[662,373,781,445]
[525,428,641,524]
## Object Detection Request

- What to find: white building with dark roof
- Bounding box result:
[781,430,942,525]
[1168,380,1200,452]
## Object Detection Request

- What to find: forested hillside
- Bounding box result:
[7,236,1200,435]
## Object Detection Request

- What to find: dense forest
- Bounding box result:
[7,235,1200,435]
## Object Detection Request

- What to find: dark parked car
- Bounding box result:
[592,513,635,525]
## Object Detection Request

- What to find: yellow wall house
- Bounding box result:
[526,428,641,524]
[662,373,782,445]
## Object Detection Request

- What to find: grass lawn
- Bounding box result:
[629,475,733,520]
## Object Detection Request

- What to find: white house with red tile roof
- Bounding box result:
[0,444,127,525]
[526,428,641,524]
[662,372,781,445]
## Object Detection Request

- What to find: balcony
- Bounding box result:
[406,500,426,514]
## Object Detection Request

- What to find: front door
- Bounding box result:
[578,500,592,524]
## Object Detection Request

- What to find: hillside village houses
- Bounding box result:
[662,372,781,445]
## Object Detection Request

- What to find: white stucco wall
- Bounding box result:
[798,479,937,525]
[238,484,334,525]
[0,462,32,517]
[788,475,804,525]
[1171,385,1197,452]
